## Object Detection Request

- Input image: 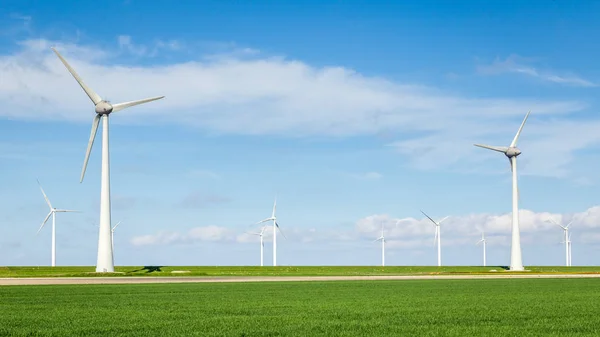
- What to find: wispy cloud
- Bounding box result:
[116,34,182,57]
[477,54,597,87]
[0,39,597,177]
[346,171,383,180]
[177,192,231,209]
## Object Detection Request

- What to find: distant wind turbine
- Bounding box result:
[51,47,164,272]
[546,217,573,266]
[474,111,530,271]
[111,221,122,253]
[476,232,487,267]
[247,225,268,266]
[36,180,79,267]
[421,210,448,267]
[373,224,386,267]
[255,197,286,266]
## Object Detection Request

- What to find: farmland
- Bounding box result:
[1,265,600,278]
[1,279,600,336]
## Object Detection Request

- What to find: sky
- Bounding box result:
[1,0,600,267]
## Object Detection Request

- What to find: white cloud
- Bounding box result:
[477,54,597,87]
[1,39,599,177]
[116,35,181,57]
[131,225,237,246]
[132,206,600,248]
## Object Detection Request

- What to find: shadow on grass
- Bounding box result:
[129,266,164,274]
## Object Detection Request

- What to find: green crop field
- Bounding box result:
[1,265,600,278]
[1,279,599,336]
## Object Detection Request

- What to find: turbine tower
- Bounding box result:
[474,111,530,271]
[547,217,573,266]
[51,48,164,273]
[248,225,267,266]
[255,197,286,266]
[421,210,448,267]
[36,180,78,267]
[373,224,386,266]
[476,232,487,267]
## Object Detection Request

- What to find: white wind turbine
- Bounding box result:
[247,225,268,267]
[474,111,530,271]
[476,232,487,267]
[111,220,122,253]
[421,210,448,267]
[36,180,79,267]
[373,224,386,266]
[255,197,286,266]
[546,217,573,266]
[51,48,164,273]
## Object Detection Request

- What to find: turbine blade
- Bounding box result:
[56,209,80,213]
[509,157,513,173]
[51,47,102,105]
[275,222,286,239]
[565,221,573,228]
[420,210,438,226]
[80,115,101,183]
[433,228,438,246]
[256,218,272,225]
[510,111,531,148]
[36,179,52,209]
[112,221,122,231]
[437,216,449,225]
[37,211,52,234]
[272,196,277,218]
[473,144,509,153]
[111,96,165,113]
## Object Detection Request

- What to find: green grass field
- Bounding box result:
[1,265,600,277]
[1,279,599,336]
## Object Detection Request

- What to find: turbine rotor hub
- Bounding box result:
[95,101,113,115]
[505,147,521,157]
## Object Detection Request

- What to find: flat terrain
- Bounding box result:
[1,265,599,278]
[1,279,599,336]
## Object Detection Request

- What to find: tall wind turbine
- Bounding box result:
[547,217,573,266]
[568,233,572,266]
[476,232,487,267]
[247,225,267,266]
[421,210,448,267]
[111,221,122,253]
[255,197,286,266]
[474,111,530,271]
[51,48,164,273]
[36,180,78,267]
[373,224,386,266]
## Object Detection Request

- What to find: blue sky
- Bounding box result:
[1,0,600,267]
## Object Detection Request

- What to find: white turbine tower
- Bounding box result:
[546,217,573,266]
[474,111,530,271]
[255,197,286,266]
[476,232,487,267]
[421,210,448,267]
[51,48,164,273]
[36,180,78,267]
[373,224,386,267]
[247,225,267,266]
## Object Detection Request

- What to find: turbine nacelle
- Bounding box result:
[505,147,522,158]
[95,101,113,115]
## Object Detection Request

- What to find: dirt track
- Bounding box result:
[2,274,600,285]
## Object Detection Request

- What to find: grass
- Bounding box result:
[1,279,600,336]
[1,265,600,278]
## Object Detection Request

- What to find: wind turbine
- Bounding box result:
[36,179,79,267]
[373,224,386,266]
[546,217,573,266]
[255,197,286,266]
[247,225,268,266]
[476,232,487,267]
[421,210,448,267]
[474,111,530,271]
[111,221,122,253]
[51,47,164,273]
